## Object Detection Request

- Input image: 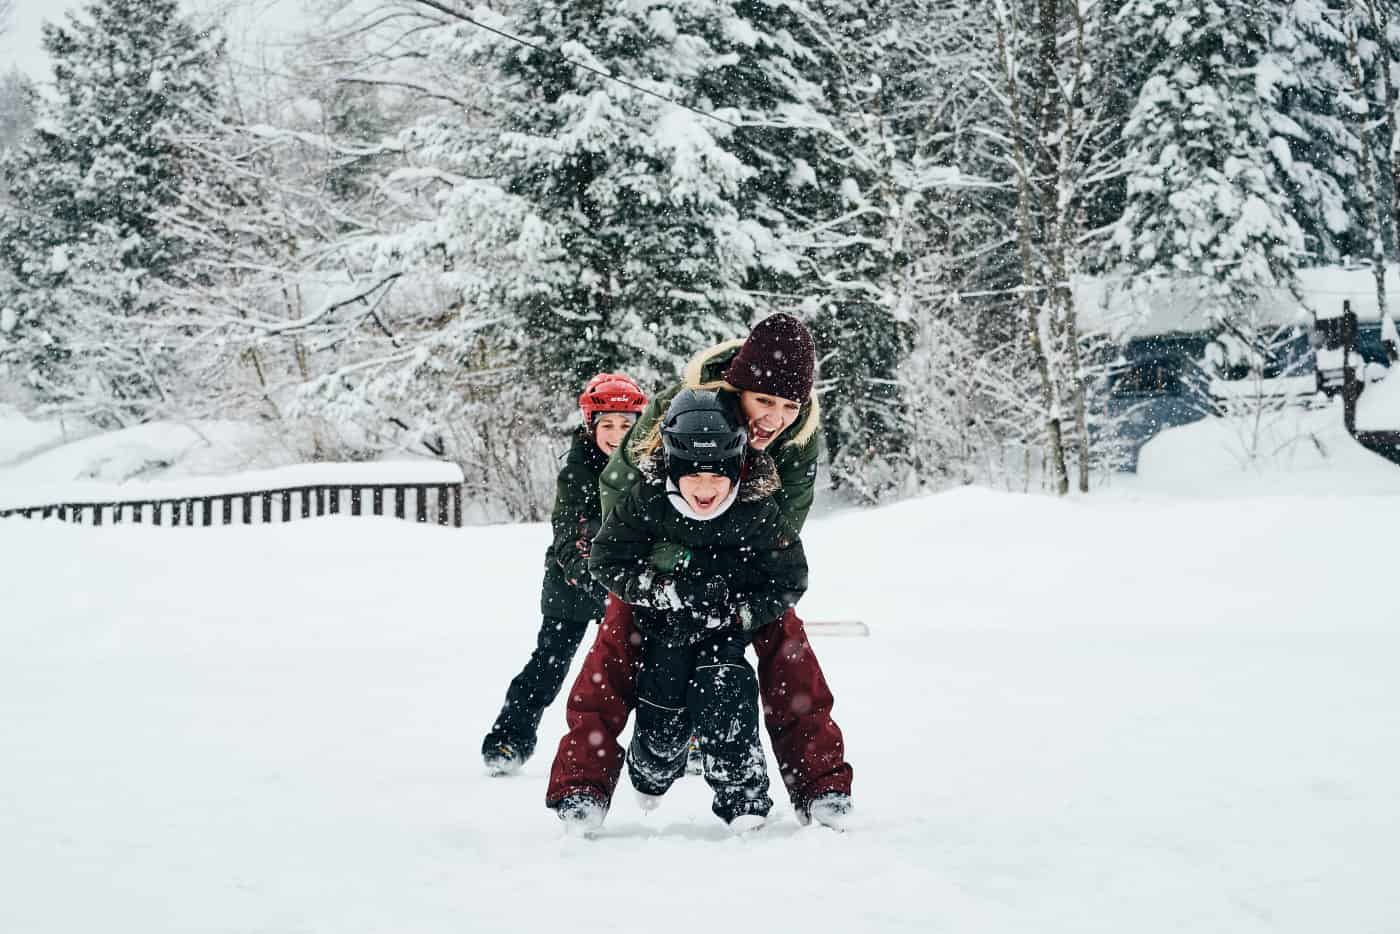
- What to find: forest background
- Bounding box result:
[4,0,1399,518]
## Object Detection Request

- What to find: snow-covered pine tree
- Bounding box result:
[1109,0,1305,324]
[398,0,808,398]
[793,1,920,502]
[0,0,222,423]
[346,0,930,507]
[1274,0,1362,263]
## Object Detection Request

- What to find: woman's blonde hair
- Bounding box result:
[628,379,738,463]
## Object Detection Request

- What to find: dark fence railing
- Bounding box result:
[1322,301,1400,467]
[0,481,463,527]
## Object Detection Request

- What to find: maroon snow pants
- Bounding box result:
[545,596,854,811]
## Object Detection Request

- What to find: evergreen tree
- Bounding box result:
[0,0,222,421]
[793,3,919,500]
[429,0,808,396]
[1109,0,1305,324]
[1277,0,1363,262]
[389,0,914,478]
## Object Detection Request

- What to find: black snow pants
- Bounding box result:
[627,630,771,823]
[483,616,589,760]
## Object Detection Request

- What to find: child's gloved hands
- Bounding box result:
[673,574,728,612]
[673,574,736,632]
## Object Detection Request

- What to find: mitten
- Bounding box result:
[672,574,729,614]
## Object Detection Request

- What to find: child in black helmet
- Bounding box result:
[481,373,646,776]
[562,388,808,834]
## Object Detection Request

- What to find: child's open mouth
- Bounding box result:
[693,494,718,510]
[750,424,775,445]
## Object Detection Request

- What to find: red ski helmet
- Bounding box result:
[578,372,646,427]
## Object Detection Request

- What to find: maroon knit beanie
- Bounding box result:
[722,313,816,402]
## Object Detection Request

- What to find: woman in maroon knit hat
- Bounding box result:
[545,313,855,832]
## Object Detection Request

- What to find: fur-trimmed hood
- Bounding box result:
[638,446,783,504]
[680,339,822,451]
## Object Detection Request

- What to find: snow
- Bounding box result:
[2,485,1398,933]
[1076,264,1400,337]
[47,245,70,274]
[1356,371,1400,431]
[1206,374,1316,401]
[0,420,285,488]
[0,403,80,466]
[1118,403,1400,496]
[0,416,458,511]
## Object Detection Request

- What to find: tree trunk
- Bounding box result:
[993,0,1069,495]
[1346,7,1391,358]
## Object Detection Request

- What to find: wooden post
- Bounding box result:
[241,494,252,525]
[222,497,233,525]
[1342,301,1362,435]
[452,485,462,527]
[394,487,406,519]
[351,488,363,516]
[300,489,311,520]
[437,486,449,526]
[415,486,428,523]
[373,488,384,516]
[282,491,292,523]
[202,498,213,526]
[262,493,273,524]
[314,487,326,516]
[329,487,341,516]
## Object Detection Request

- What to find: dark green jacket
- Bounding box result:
[540,429,611,623]
[598,340,822,543]
[589,450,808,645]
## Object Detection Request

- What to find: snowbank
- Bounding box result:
[1356,371,1400,432]
[0,419,287,486]
[0,418,463,512]
[0,404,84,466]
[1,490,1397,933]
[1119,404,1400,496]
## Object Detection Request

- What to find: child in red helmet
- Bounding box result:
[481,373,646,775]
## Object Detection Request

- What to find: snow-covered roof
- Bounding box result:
[1075,265,1400,338]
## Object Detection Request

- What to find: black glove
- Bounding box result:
[672,574,729,614]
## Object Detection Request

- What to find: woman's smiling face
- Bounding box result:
[737,391,801,450]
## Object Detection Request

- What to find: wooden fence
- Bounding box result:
[0,473,464,528]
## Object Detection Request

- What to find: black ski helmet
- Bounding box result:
[660,388,747,485]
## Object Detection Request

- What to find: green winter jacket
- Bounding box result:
[540,428,611,623]
[598,340,823,546]
[589,449,808,644]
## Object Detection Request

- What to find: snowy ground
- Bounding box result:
[2,486,1398,933]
